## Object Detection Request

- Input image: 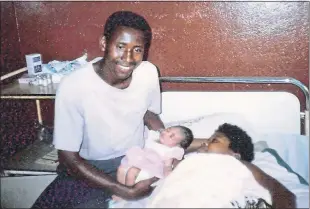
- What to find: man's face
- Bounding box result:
[197,132,231,154]
[104,26,145,81]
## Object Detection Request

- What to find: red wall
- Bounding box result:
[1,2,309,162]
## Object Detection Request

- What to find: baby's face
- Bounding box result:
[159,127,184,147]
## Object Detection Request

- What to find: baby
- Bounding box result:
[116,125,194,188]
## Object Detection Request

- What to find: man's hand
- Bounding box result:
[58,151,159,201]
[125,177,159,200]
[143,110,165,131]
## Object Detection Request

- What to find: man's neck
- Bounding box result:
[93,60,132,89]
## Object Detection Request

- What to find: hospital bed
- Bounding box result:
[110,76,309,208]
[1,76,309,208]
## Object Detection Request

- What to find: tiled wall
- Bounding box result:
[1,2,309,163]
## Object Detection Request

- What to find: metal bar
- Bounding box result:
[306,111,309,136]
[159,76,309,110]
[36,99,43,125]
[1,67,27,81]
[2,170,57,176]
[0,96,55,99]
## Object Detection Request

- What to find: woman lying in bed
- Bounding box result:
[111,123,296,208]
[149,123,295,208]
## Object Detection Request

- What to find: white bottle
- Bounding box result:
[25,53,43,75]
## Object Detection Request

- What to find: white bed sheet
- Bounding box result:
[253,151,309,208]
[258,133,309,183]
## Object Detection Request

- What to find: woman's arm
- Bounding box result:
[185,138,208,153]
[58,150,158,200]
[241,161,296,209]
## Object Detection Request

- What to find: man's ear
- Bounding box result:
[99,36,106,52]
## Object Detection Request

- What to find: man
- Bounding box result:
[32,11,164,208]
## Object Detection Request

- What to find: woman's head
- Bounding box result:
[197,123,254,162]
[159,126,194,149]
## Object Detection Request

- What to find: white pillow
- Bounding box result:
[164,112,260,142]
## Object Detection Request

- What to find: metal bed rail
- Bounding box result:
[160,76,309,110]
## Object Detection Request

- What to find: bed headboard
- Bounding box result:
[159,91,301,135]
[159,76,309,136]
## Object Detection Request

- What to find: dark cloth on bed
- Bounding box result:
[231,197,273,208]
[31,156,123,209]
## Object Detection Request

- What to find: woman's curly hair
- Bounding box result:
[216,123,254,162]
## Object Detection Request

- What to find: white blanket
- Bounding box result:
[109,151,309,208]
[146,153,271,208]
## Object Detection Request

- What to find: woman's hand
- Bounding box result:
[271,189,296,209]
[185,138,209,153]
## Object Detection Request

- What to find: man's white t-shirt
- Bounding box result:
[53,61,161,160]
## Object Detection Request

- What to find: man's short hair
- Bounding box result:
[103,11,152,60]
[216,123,254,162]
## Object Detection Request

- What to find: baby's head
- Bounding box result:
[197,123,254,162]
[159,126,194,149]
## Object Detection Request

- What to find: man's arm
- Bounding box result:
[53,77,159,200]
[58,150,158,200]
[143,110,165,131]
[242,161,296,208]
